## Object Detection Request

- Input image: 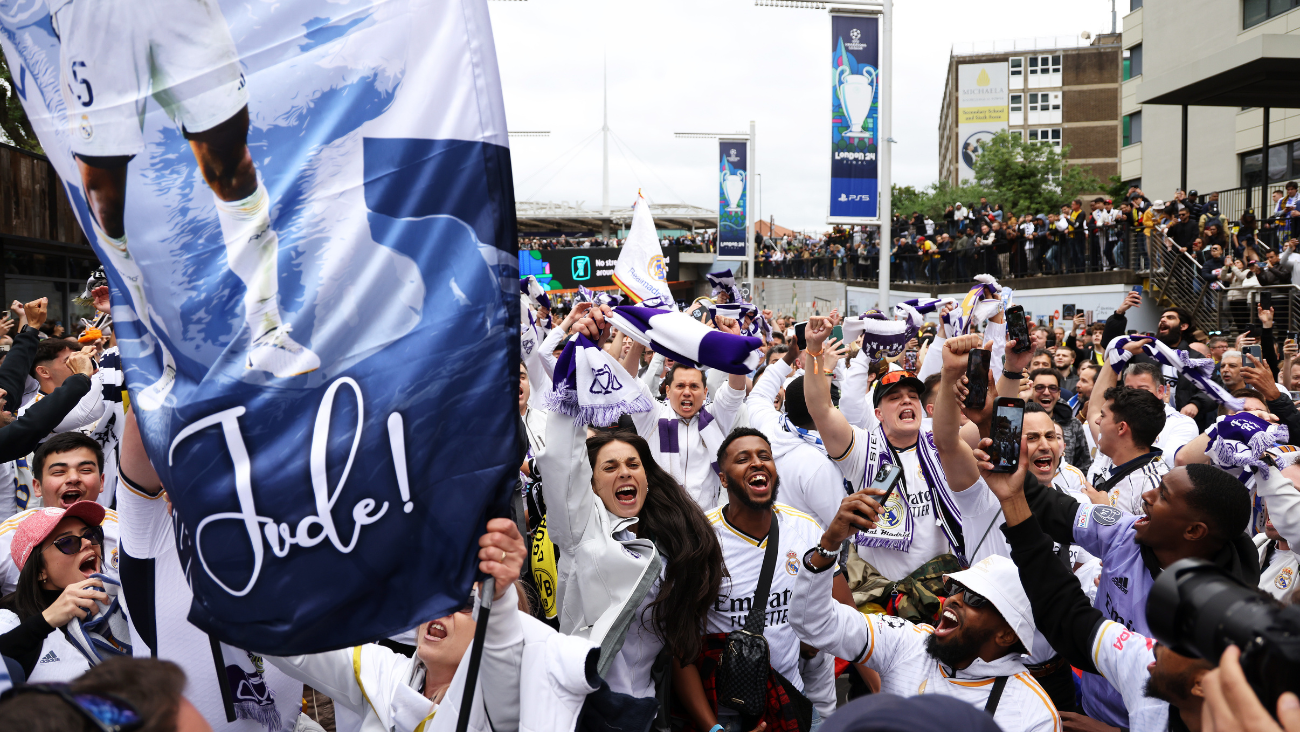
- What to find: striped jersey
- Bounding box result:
[1086,452,1169,515]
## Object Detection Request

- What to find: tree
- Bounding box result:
[971,131,1098,216]
[0,54,42,154]
[890,180,992,221]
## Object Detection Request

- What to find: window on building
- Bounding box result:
[1122,112,1142,146]
[2,249,98,328]
[1010,57,1023,78]
[1010,94,1023,112]
[1244,0,1300,29]
[1131,0,1142,8]
[1123,44,1143,80]
[1239,140,1300,186]
[1009,93,1024,125]
[1028,128,1062,147]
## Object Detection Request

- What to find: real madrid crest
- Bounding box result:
[785,550,799,576]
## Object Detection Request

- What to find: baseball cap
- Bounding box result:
[872,369,925,407]
[11,501,106,570]
[944,555,1035,654]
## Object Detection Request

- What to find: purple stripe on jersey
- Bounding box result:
[659,419,679,453]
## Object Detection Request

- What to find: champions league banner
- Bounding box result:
[829,14,880,223]
[0,0,518,654]
[717,139,747,260]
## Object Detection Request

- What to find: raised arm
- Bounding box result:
[1087,340,1125,443]
[802,316,854,460]
[934,334,989,492]
[839,344,874,429]
[0,300,47,413]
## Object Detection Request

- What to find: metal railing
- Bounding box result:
[1142,226,1300,336]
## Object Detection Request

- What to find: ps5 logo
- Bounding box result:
[727,148,740,163]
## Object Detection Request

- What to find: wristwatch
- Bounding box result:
[1002,369,1024,380]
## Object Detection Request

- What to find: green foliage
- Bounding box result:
[1103,175,1130,202]
[0,53,41,154]
[970,131,1100,215]
[890,180,992,220]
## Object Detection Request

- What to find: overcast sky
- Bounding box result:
[489,0,1123,232]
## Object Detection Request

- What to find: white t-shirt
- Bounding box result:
[115,480,302,731]
[832,429,949,581]
[1155,405,1198,459]
[705,504,824,691]
[1091,621,1170,732]
[0,508,121,594]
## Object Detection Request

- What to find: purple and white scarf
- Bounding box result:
[706,269,744,304]
[743,312,773,341]
[608,305,763,375]
[1106,335,1244,410]
[856,426,965,559]
[521,275,551,310]
[841,303,924,363]
[577,285,622,307]
[947,275,1004,336]
[545,333,654,426]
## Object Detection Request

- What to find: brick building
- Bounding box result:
[938,34,1124,187]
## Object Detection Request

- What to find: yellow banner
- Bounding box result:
[959,106,1008,124]
[531,517,559,619]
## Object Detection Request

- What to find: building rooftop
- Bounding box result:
[951,33,1121,57]
[516,200,716,234]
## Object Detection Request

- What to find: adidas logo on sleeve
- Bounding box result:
[38,651,58,664]
[1111,577,1129,594]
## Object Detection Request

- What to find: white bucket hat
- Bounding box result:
[944,555,1036,655]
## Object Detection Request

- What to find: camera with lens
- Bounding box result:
[1148,558,1300,714]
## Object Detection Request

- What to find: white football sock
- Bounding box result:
[215,182,281,341]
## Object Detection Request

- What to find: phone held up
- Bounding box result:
[964,348,992,409]
[1245,344,1263,362]
[989,397,1025,473]
[853,464,903,532]
[795,321,808,350]
[1006,305,1032,354]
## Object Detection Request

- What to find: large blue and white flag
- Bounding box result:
[0,0,518,653]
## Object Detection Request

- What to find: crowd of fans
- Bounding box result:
[6,245,1300,732]
[519,232,717,252]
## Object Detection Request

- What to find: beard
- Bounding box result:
[924,625,990,669]
[1156,325,1182,348]
[724,472,780,511]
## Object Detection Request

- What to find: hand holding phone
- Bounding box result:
[795,321,808,350]
[852,464,903,532]
[1006,305,1031,354]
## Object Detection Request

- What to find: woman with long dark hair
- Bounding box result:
[537,309,725,703]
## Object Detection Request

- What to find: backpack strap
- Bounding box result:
[983,676,1009,718]
[743,511,782,634]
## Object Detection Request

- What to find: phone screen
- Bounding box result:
[1262,290,1274,310]
[1063,304,1076,320]
[964,349,991,409]
[795,321,808,350]
[1006,305,1031,353]
[902,350,918,371]
[1132,285,1144,294]
[990,398,1025,473]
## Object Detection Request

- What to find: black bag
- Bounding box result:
[716,512,780,717]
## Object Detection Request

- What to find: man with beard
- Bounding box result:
[1150,307,1218,430]
[934,334,1095,711]
[990,425,1256,729]
[977,432,1221,732]
[790,496,1060,732]
[698,428,828,729]
[802,318,966,620]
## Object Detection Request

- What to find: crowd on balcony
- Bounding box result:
[518,232,716,252]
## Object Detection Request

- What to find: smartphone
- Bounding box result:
[853,464,903,532]
[990,397,1026,473]
[964,348,991,409]
[1290,391,1300,402]
[1132,285,1144,294]
[1245,344,1263,362]
[1249,325,1263,342]
[831,325,844,343]
[1085,310,1094,326]
[1063,304,1076,320]
[1262,290,1274,310]
[795,321,808,350]
[1288,332,1299,344]
[902,349,918,371]
[1006,305,1032,354]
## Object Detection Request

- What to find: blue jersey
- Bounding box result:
[1072,503,1159,728]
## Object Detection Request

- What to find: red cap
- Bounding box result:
[11,501,105,570]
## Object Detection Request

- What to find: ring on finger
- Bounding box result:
[500,549,507,562]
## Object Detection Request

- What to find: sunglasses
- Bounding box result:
[878,370,917,387]
[0,683,142,732]
[44,525,104,557]
[1032,384,1061,394]
[944,579,990,609]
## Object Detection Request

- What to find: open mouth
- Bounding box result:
[614,484,639,505]
[679,399,695,413]
[1037,396,1054,408]
[934,606,960,638]
[59,490,83,507]
[425,620,448,642]
[898,408,917,423]
[78,554,99,578]
[1032,455,1053,471]
[1135,502,1151,526]
[746,471,771,495]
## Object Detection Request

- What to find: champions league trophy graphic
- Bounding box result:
[836,64,877,139]
[721,157,746,213]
